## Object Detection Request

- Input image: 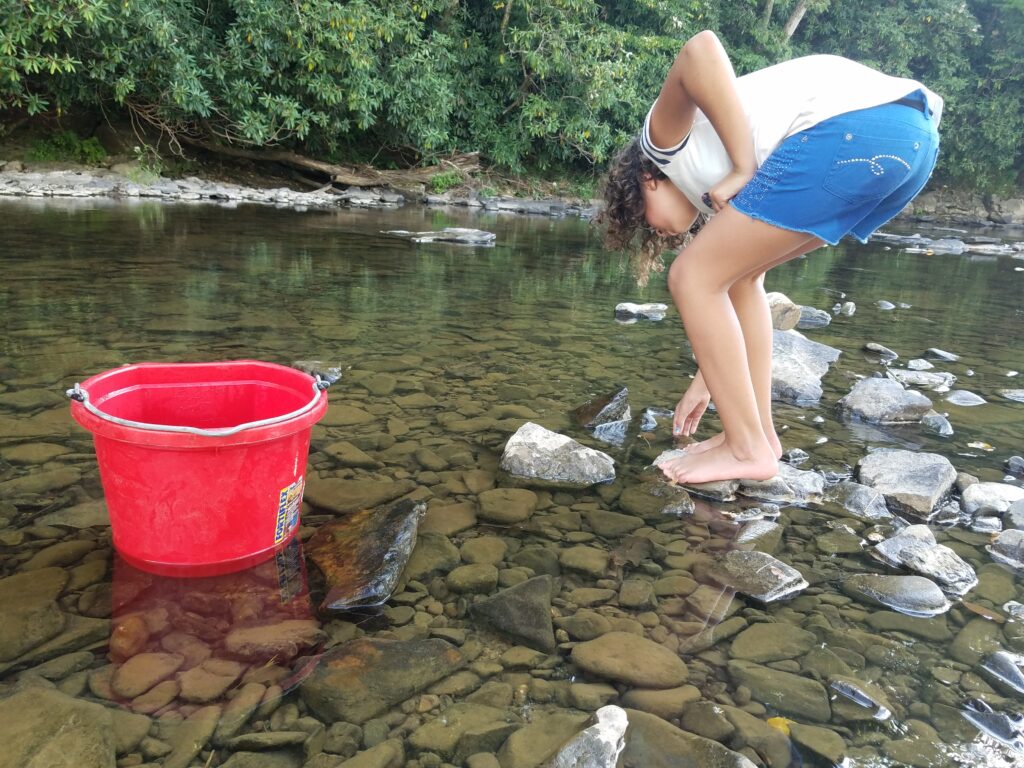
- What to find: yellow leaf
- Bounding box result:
[421,9,427,18]
[766,717,791,736]
[347,30,354,41]
[308,60,314,70]
[499,53,505,64]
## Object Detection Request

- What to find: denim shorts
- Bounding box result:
[731,90,940,244]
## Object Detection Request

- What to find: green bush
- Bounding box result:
[26,131,107,165]
[429,170,463,194]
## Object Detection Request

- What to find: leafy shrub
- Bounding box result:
[27,131,107,165]
[429,170,463,194]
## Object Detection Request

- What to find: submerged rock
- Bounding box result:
[306,498,425,611]
[921,410,954,436]
[572,388,631,446]
[871,525,978,596]
[987,529,1024,570]
[621,708,758,768]
[707,550,808,603]
[0,687,115,768]
[856,449,956,518]
[829,676,893,721]
[823,481,893,522]
[961,699,1024,752]
[501,422,615,487]
[1000,389,1024,403]
[614,302,668,321]
[979,651,1024,695]
[571,632,688,688]
[470,575,556,653]
[838,378,932,423]
[737,463,824,505]
[962,481,1024,514]
[842,574,951,617]
[946,390,987,406]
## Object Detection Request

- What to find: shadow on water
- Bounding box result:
[1,198,1023,767]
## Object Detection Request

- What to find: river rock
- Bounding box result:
[856,449,956,518]
[0,687,115,767]
[979,651,1024,695]
[163,704,221,768]
[865,342,898,360]
[823,481,893,522]
[497,712,590,768]
[617,479,696,519]
[871,525,978,596]
[500,422,615,487]
[707,550,808,602]
[766,292,801,331]
[1007,499,1024,530]
[302,476,417,514]
[385,227,496,245]
[477,488,538,524]
[572,387,631,446]
[37,498,110,528]
[887,369,957,391]
[771,330,841,405]
[962,482,1024,514]
[838,378,932,423]
[408,702,513,760]
[728,622,817,662]
[111,652,185,699]
[921,410,954,436]
[620,708,757,768]
[841,574,950,617]
[1,597,66,662]
[829,675,895,721]
[797,306,832,329]
[945,390,986,406]
[619,686,701,720]
[987,529,1024,570]
[571,632,688,688]
[300,637,464,723]
[404,532,461,581]
[471,576,556,652]
[737,463,824,505]
[727,660,831,722]
[223,620,323,662]
[0,467,81,497]
[540,705,627,768]
[614,303,667,321]
[733,520,783,553]
[1000,389,1024,403]
[306,498,424,611]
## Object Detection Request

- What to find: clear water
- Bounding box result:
[1,197,1023,767]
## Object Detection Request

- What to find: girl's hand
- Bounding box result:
[673,372,711,437]
[706,167,755,212]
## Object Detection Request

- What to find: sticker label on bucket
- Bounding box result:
[274,478,304,545]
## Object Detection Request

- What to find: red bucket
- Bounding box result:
[69,361,328,576]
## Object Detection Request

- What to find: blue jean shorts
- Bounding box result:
[731,90,940,244]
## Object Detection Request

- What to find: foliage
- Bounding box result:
[26,130,107,165]
[428,169,462,194]
[1,0,1022,189]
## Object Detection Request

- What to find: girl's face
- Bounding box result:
[641,176,691,236]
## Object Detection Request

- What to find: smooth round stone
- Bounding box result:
[460,537,508,566]
[446,564,499,594]
[0,442,71,464]
[112,652,185,699]
[618,580,656,610]
[571,632,687,688]
[477,488,538,524]
[971,564,1017,604]
[729,622,817,663]
[841,574,950,617]
[567,588,616,607]
[620,685,701,720]
[558,546,610,578]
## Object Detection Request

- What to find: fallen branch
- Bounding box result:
[182,136,480,188]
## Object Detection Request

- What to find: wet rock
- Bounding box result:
[728,622,817,663]
[719,707,792,768]
[856,448,956,517]
[571,632,688,688]
[766,292,801,331]
[887,369,957,391]
[707,550,808,602]
[559,545,609,578]
[987,529,1024,570]
[841,574,950,617]
[865,342,898,360]
[478,488,538,524]
[829,676,894,721]
[540,706,627,768]
[823,481,893,522]
[727,660,831,722]
[500,422,615,487]
[303,476,417,515]
[921,410,954,436]
[1,597,66,662]
[214,682,266,744]
[420,501,477,536]
[614,303,668,321]
[927,348,959,361]
[1007,455,1024,476]
[20,539,95,571]
[838,378,932,423]
[771,330,841,405]
[385,227,496,245]
[409,702,513,761]
[619,685,701,720]
[572,387,631,446]
[877,300,896,310]
[946,390,986,406]
[163,704,221,768]
[952,618,1003,666]
[1007,499,1024,530]
[446,563,499,593]
[881,720,947,768]
[797,306,832,328]
[498,712,590,768]
[737,463,824,505]
[223,620,323,662]
[617,480,696,519]
[621,708,758,768]
[300,638,464,723]
[0,688,115,767]
[979,650,1024,695]
[178,659,244,703]
[307,498,424,611]
[871,525,978,596]
[733,520,783,553]
[961,700,1024,752]
[37,498,110,528]
[0,467,81,497]
[111,652,185,699]
[1000,389,1024,403]
[962,481,1024,514]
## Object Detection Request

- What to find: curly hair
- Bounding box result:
[596,137,700,287]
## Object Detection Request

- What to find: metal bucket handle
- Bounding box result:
[66,375,330,437]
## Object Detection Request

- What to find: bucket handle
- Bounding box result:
[66,375,331,437]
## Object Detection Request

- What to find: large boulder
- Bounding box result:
[838,378,933,424]
[857,449,956,518]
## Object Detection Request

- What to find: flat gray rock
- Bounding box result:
[385,227,496,245]
[707,550,808,603]
[887,369,956,391]
[771,330,841,405]
[470,575,556,653]
[871,525,977,596]
[541,705,627,768]
[501,422,615,487]
[988,529,1024,570]
[1000,389,1024,403]
[857,448,956,518]
[842,574,951,617]
[738,463,824,505]
[962,482,1024,514]
[946,390,986,406]
[822,481,894,522]
[0,688,115,768]
[839,378,932,423]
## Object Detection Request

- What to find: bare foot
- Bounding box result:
[682,431,783,459]
[659,442,779,484]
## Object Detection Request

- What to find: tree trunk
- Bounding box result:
[181,137,480,188]
[783,0,809,39]
[760,0,776,29]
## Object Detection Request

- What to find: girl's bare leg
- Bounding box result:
[683,238,823,458]
[659,208,820,484]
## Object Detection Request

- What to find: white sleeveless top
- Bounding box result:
[639,54,944,215]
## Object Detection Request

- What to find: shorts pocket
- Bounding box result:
[822,130,925,205]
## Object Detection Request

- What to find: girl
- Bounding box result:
[601,30,941,485]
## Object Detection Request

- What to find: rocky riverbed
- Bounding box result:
[1,183,1023,768]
